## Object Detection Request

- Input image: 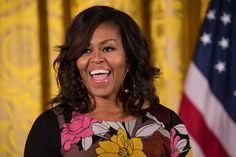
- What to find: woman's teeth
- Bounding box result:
[90,69,110,75]
[90,69,110,81]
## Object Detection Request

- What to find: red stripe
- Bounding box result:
[179,94,229,157]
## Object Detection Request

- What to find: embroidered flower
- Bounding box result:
[170,128,187,157]
[61,112,100,151]
[143,131,170,157]
[95,128,146,157]
[170,128,180,157]
[170,128,188,157]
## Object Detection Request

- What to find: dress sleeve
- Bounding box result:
[24,110,62,157]
[169,110,191,157]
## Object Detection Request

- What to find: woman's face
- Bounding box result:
[76,22,126,100]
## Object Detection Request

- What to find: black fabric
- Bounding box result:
[24,110,61,157]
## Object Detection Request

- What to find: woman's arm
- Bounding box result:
[24,110,61,157]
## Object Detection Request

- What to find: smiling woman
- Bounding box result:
[24,6,190,157]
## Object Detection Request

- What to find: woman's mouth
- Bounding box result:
[89,69,111,81]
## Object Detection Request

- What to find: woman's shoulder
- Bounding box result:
[146,103,185,127]
[34,107,58,125]
[30,103,71,129]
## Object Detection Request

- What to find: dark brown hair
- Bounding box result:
[51,5,160,116]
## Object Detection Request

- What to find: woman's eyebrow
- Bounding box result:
[99,39,116,45]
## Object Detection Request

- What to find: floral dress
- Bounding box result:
[52,103,190,157]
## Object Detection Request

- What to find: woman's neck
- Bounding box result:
[86,96,136,121]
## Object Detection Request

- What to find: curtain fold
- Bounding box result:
[0,0,209,156]
[150,0,202,112]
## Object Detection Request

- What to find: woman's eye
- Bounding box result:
[82,48,92,54]
[103,47,115,52]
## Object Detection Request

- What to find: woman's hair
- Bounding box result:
[51,5,161,116]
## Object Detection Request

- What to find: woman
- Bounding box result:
[24,6,190,157]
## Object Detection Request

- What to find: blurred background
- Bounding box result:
[0,0,210,156]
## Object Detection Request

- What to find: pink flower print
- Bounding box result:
[170,128,180,157]
[61,112,100,151]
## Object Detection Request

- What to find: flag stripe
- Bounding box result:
[181,63,236,156]
[180,94,228,157]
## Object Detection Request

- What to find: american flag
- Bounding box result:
[179,0,236,156]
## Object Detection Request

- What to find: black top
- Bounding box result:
[24,109,62,157]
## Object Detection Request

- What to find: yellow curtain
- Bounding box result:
[0,1,42,156]
[0,0,209,156]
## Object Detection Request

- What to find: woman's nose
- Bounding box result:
[90,51,105,63]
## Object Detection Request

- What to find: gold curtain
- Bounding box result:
[0,0,209,156]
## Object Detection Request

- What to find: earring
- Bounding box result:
[125,68,129,74]
[123,68,129,93]
[124,89,129,93]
